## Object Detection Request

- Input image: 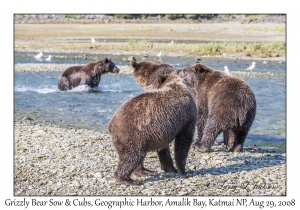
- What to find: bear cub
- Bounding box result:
[191,63,256,152]
[130,60,256,152]
[108,74,197,185]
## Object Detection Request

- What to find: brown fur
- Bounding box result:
[130,60,256,152]
[108,74,197,185]
[58,58,120,91]
[191,63,256,152]
[131,60,197,97]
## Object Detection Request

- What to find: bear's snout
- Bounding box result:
[113,67,120,73]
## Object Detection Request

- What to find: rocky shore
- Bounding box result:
[14,64,133,74]
[14,118,286,196]
[14,63,285,79]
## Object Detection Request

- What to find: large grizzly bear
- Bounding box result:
[58,58,120,91]
[130,60,256,152]
[191,63,256,152]
[108,74,197,185]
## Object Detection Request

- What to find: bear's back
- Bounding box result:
[109,83,196,146]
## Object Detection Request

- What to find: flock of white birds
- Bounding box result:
[224,62,256,75]
[34,38,258,74]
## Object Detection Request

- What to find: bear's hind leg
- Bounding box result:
[157,147,177,173]
[225,130,235,150]
[133,163,156,177]
[114,147,147,185]
[194,110,207,145]
[229,128,249,152]
[194,116,221,153]
[174,122,195,178]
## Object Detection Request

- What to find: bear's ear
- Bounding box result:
[130,60,139,70]
[158,75,167,84]
[104,57,109,63]
[156,60,163,65]
[195,63,205,74]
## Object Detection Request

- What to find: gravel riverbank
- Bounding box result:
[14,64,133,74]
[14,118,286,196]
[14,63,285,79]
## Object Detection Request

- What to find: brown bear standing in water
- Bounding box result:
[58,58,120,91]
[130,60,256,152]
[108,74,197,185]
[191,63,256,152]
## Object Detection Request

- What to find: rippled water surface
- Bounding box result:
[14,54,286,151]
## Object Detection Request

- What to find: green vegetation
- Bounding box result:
[111,14,135,19]
[222,14,231,18]
[194,41,285,56]
[124,40,285,57]
[104,14,219,20]
[185,14,199,19]
[128,39,153,48]
[165,14,185,19]
[199,14,218,19]
[140,14,149,19]
[274,27,285,32]
[245,14,272,19]
[18,14,25,17]
[64,14,83,19]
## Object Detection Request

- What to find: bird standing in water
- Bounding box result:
[245,62,256,71]
[224,66,231,75]
[34,52,43,59]
[45,55,51,61]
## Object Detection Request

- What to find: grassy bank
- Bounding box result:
[17,40,284,58]
[14,23,286,58]
[125,40,285,57]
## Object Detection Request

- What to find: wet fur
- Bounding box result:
[58,58,119,91]
[108,74,197,185]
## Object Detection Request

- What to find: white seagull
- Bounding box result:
[45,55,51,61]
[245,62,256,71]
[34,52,43,59]
[157,51,162,57]
[224,66,231,75]
[91,37,97,44]
[168,40,174,45]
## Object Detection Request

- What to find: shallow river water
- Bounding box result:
[14,54,286,151]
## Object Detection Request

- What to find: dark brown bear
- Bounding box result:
[108,74,197,185]
[58,58,120,91]
[130,60,256,152]
[191,63,256,152]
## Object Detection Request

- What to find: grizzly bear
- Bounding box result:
[130,60,197,98]
[191,63,256,152]
[130,60,256,152]
[108,74,197,185]
[58,58,120,91]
